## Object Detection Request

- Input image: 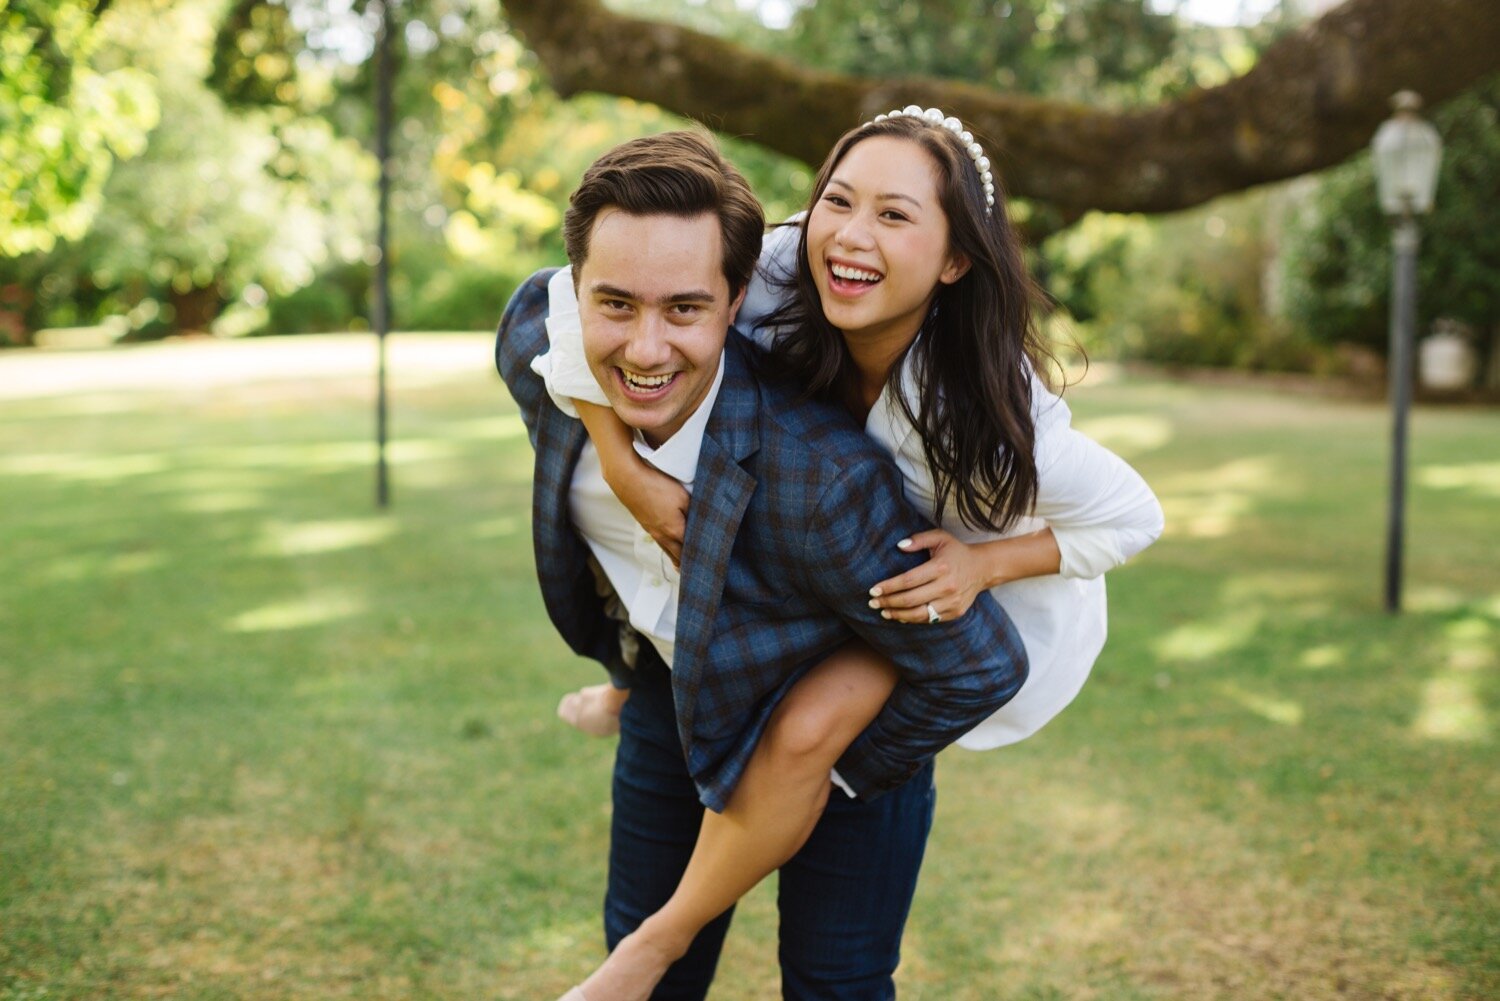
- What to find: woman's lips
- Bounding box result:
[825,259,884,299]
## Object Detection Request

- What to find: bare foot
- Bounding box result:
[576,928,683,1001]
[557,683,629,738]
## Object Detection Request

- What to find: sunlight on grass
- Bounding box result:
[1073,413,1173,457]
[1155,610,1261,663]
[1407,585,1471,613]
[443,415,529,441]
[1218,681,1304,726]
[1155,455,1284,539]
[1413,617,1494,743]
[0,450,172,481]
[1417,461,1500,498]
[226,591,365,632]
[387,438,466,463]
[1299,644,1346,671]
[216,441,373,470]
[175,489,268,513]
[255,518,396,556]
[44,550,168,582]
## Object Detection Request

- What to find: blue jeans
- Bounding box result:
[606,653,937,1000]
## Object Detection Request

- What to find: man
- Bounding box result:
[495,130,1026,999]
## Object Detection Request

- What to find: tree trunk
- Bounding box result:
[501,0,1500,216]
[169,284,224,335]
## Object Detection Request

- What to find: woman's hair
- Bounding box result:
[766,114,1059,534]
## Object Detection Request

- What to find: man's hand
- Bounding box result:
[557,683,631,738]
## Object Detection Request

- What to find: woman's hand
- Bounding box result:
[604,456,690,567]
[868,529,994,624]
[868,527,1062,624]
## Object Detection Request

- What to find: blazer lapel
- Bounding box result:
[672,339,760,738]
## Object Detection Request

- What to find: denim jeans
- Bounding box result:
[605,653,936,1000]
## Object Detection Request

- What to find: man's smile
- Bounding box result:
[616,367,681,400]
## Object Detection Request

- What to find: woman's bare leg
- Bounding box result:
[572,640,899,1001]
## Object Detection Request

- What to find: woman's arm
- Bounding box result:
[868,527,1063,623]
[869,373,1163,622]
[1027,376,1165,578]
[576,400,690,565]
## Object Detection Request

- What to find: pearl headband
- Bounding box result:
[869,105,995,215]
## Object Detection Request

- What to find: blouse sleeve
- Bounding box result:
[1029,375,1164,579]
[527,266,608,419]
[735,216,802,350]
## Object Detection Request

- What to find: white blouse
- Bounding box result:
[531,223,1163,750]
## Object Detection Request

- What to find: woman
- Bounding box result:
[543,107,1163,1000]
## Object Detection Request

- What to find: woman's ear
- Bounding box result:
[939,250,971,286]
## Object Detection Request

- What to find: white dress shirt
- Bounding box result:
[536,229,1163,750]
[555,341,725,669]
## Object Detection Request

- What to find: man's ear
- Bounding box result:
[726,284,749,324]
[939,250,971,286]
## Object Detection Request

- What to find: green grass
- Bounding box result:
[1,339,1496,1000]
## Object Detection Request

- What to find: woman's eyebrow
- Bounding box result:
[827,177,923,209]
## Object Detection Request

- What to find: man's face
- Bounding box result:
[578,209,745,447]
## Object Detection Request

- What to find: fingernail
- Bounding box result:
[880,610,891,619]
[869,587,882,597]
[897,539,913,549]
[868,599,880,609]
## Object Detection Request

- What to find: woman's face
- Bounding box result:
[805,135,969,352]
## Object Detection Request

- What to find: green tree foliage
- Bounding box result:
[1280,77,1500,360]
[6,0,375,339]
[1045,193,1320,372]
[0,0,158,256]
[787,0,1186,103]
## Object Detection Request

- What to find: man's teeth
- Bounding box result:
[831,263,882,282]
[622,371,674,389]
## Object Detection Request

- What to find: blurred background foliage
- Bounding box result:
[1,0,1496,387]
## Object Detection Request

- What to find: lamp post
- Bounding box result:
[1370,91,1442,613]
[372,0,395,509]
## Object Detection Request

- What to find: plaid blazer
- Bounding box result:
[496,269,1027,811]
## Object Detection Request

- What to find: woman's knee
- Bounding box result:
[763,688,855,765]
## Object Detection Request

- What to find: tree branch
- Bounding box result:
[501,0,1500,215]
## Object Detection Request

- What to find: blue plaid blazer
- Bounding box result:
[496,269,1027,811]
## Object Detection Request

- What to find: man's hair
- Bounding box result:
[563,130,765,298]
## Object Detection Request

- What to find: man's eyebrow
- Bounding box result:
[662,290,716,304]
[827,177,923,209]
[587,283,636,300]
[587,283,717,305]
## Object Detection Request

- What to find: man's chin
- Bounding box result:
[604,394,672,441]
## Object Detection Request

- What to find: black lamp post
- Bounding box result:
[372,0,395,508]
[1370,91,1442,613]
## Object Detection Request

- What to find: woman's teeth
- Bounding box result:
[831,263,882,283]
[622,370,674,390]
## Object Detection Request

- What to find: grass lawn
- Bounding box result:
[1,335,1495,1000]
